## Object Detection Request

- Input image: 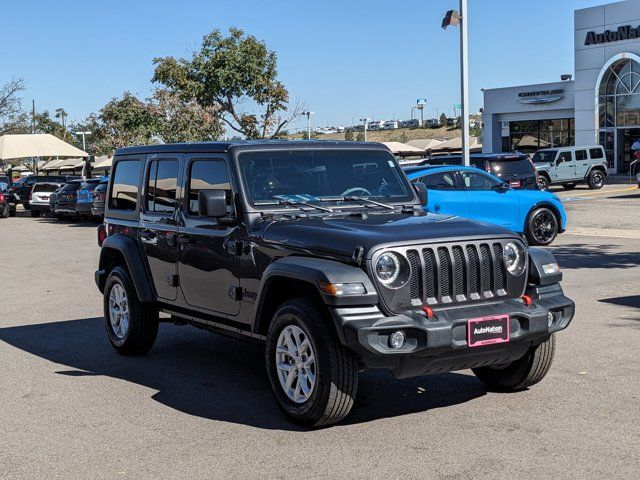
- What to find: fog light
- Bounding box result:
[389,331,406,349]
[547,311,554,327]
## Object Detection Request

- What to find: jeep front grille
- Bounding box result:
[406,242,507,306]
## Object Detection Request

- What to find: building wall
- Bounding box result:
[482,81,575,153]
[574,0,640,146]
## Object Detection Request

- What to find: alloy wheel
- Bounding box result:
[593,172,604,187]
[531,210,557,244]
[108,283,130,339]
[275,325,317,404]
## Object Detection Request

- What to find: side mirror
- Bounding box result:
[198,189,228,218]
[413,182,428,206]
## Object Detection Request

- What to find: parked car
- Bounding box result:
[95,141,574,427]
[0,175,10,185]
[532,146,607,190]
[53,180,85,218]
[91,179,109,219]
[419,153,539,190]
[404,165,566,245]
[0,182,16,218]
[28,182,63,217]
[76,178,104,218]
[13,175,79,209]
[49,185,63,214]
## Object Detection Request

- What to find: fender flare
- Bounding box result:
[584,164,608,179]
[528,247,562,286]
[96,235,155,302]
[252,256,378,336]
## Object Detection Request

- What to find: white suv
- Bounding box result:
[29,182,63,217]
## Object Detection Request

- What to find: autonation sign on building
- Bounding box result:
[482,0,640,174]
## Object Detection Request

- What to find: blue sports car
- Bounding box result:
[404,165,566,245]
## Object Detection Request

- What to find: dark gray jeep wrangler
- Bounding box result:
[95,141,574,427]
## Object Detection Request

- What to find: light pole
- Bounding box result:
[74,131,92,151]
[360,118,370,142]
[442,0,470,166]
[303,111,314,139]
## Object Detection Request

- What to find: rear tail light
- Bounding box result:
[0,193,4,203]
[485,162,491,173]
[528,156,539,186]
[97,224,107,246]
[29,192,32,200]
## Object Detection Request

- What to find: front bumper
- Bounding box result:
[330,284,574,379]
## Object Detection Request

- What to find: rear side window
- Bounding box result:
[146,160,178,213]
[61,182,82,192]
[33,183,59,193]
[421,172,457,190]
[188,160,231,216]
[589,148,604,159]
[490,157,533,175]
[110,160,141,211]
[575,150,587,161]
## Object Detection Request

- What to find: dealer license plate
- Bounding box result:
[509,180,521,188]
[467,314,510,347]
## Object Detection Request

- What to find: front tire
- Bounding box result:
[525,207,559,246]
[265,298,358,427]
[472,335,556,391]
[103,266,158,355]
[587,169,605,189]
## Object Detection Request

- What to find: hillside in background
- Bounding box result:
[289,126,463,142]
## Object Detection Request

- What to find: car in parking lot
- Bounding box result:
[28,182,63,217]
[76,178,104,218]
[53,180,84,218]
[532,146,607,190]
[404,165,566,245]
[419,153,539,190]
[13,175,78,210]
[95,141,574,427]
[91,179,109,219]
[0,182,16,218]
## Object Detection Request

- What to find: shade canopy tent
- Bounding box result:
[430,136,482,154]
[406,139,446,150]
[381,142,425,158]
[42,159,67,171]
[92,156,113,171]
[0,134,88,160]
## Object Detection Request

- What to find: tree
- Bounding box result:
[148,89,223,143]
[344,129,354,141]
[356,132,365,142]
[152,27,304,139]
[439,113,448,127]
[0,79,25,124]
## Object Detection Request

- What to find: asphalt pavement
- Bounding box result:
[0,185,638,479]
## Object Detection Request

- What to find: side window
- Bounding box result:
[109,160,141,211]
[145,159,178,213]
[575,150,587,161]
[188,160,232,216]
[460,171,500,191]
[589,148,604,159]
[421,172,458,190]
[556,152,573,164]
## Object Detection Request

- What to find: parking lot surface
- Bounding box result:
[1,185,639,479]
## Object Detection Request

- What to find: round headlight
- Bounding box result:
[504,242,525,276]
[375,252,401,285]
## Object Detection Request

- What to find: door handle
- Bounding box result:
[139,229,157,245]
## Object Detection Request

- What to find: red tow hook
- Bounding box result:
[521,294,534,307]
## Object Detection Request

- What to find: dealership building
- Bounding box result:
[482,0,640,173]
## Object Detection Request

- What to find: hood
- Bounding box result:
[534,162,551,170]
[513,189,562,204]
[254,211,517,258]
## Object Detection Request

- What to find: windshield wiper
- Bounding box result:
[322,195,395,210]
[255,199,334,213]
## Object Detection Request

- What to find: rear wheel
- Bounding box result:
[472,335,556,391]
[103,266,158,355]
[265,298,358,427]
[562,183,577,190]
[537,175,550,191]
[525,207,559,246]
[587,169,605,189]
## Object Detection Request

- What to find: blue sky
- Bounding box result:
[2,0,606,132]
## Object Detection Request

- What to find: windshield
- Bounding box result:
[490,157,533,175]
[532,150,558,163]
[60,182,82,192]
[239,149,414,206]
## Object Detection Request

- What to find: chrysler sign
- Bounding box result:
[585,25,640,46]
[517,89,564,105]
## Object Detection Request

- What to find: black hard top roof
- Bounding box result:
[115,140,389,156]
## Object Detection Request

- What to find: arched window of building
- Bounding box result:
[599,58,640,128]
